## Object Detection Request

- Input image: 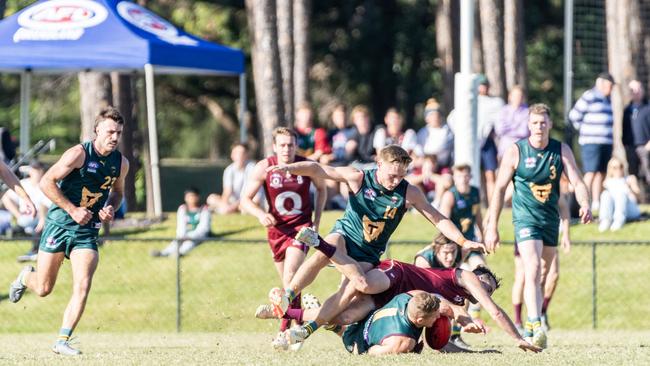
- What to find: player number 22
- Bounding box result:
[101,176,117,190]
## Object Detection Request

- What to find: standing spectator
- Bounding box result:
[322,103,355,166]
[622,80,646,179]
[598,158,641,232]
[373,108,417,154]
[569,72,615,210]
[495,86,530,160]
[416,98,454,168]
[634,102,650,190]
[294,103,331,161]
[152,187,211,257]
[348,105,378,170]
[207,144,258,214]
[2,161,52,262]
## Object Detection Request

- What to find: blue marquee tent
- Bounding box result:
[0,0,247,216]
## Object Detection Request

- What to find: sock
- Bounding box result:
[303,320,320,336]
[451,323,462,337]
[324,324,342,333]
[513,303,522,325]
[468,304,481,319]
[280,318,291,332]
[57,328,72,344]
[283,308,304,323]
[316,237,336,258]
[523,321,533,338]
[528,316,542,332]
[289,294,303,325]
[285,288,297,303]
[541,297,551,315]
[19,268,33,287]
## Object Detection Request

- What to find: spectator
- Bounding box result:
[406,155,452,207]
[2,161,51,262]
[416,98,454,168]
[348,105,378,170]
[151,187,211,257]
[633,101,650,189]
[207,143,258,214]
[598,158,641,232]
[294,103,331,161]
[373,108,417,154]
[569,72,615,210]
[623,80,646,179]
[322,103,355,166]
[495,85,530,160]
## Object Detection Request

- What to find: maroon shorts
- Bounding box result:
[268,225,309,263]
[372,260,406,308]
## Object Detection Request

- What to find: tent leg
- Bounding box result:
[145,64,163,217]
[20,71,32,155]
[239,73,247,144]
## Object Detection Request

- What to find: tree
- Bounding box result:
[246,0,285,155]
[293,0,310,108]
[276,0,294,123]
[0,0,7,20]
[479,0,507,99]
[435,0,458,111]
[78,72,112,141]
[111,73,138,211]
[504,0,527,92]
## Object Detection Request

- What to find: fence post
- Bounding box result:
[176,242,182,333]
[591,241,597,329]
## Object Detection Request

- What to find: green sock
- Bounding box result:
[523,320,533,338]
[324,324,342,333]
[57,328,72,344]
[304,320,320,336]
[286,289,296,302]
[451,323,462,336]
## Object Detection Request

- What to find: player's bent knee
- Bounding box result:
[35,283,54,297]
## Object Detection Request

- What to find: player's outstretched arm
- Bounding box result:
[459,270,541,352]
[240,159,275,227]
[40,145,92,225]
[485,143,519,253]
[368,335,416,355]
[406,184,486,254]
[311,175,327,231]
[268,161,363,189]
[0,160,36,218]
[561,143,592,224]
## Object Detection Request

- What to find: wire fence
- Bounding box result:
[0,238,649,333]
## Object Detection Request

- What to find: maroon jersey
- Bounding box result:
[373,260,475,307]
[264,155,313,234]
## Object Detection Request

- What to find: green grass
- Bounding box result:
[1,209,650,363]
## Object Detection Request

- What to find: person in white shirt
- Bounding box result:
[2,161,51,262]
[373,108,417,154]
[598,158,642,232]
[152,187,211,257]
[208,144,258,214]
[416,98,454,168]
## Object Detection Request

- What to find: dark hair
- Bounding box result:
[472,265,502,290]
[95,106,124,128]
[231,143,248,151]
[185,187,200,195]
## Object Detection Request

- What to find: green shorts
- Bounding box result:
[513,222,558,247]
[342,321,370,354]
[39,223,99,258]
[331,221,384,266]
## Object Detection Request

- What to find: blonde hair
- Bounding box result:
[351,104,370,117]
[379,145,412,167]
[408,292,440,319]
[529,103,551,117]
[424,98,441,111]
[606,157,626,178]
[431,234,459,255]
[272,127,297,143]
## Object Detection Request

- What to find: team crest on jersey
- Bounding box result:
[297,175,303,184]
[269,173,283,189]
[453,295,464,304]
[363,188,377,201]
[519,228,531,238]
[456,199,467,209]
[525,157,537,168]
[87,161,99,173]
[390,196,398,204]
[45,236,57,249]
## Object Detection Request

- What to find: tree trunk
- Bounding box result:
[435,0,458,111]
[504,0,527,92]
[0,0,7,20]
[78,72,112,141]
[479,0,507,100]
[276,0,293,123]
[111,73,138,212]
[293,0,310,107]
[246,0,285,155]
[472,5,484,75]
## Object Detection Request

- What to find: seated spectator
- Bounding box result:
[294,103,331,161]
[495,86,529,160]
[322,103,355,166]
[416,98,454,168]
[1,161,51,262]
[152,187,211,257]
[207,144,258,214]
[598,158,641,232]
[406,155,452,207]
[348,105,378,170]
[373,108,417,155]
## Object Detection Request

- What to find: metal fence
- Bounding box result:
[1,238,649,333]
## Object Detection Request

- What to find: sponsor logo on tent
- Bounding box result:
[117,2,198,46]
[14,0,108,42]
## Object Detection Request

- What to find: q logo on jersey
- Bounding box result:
[14,0,108,42]
[274,192,302,216]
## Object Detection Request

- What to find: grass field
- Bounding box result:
[1,210,650,363]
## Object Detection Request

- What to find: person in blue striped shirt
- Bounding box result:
[568,72,615,210]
